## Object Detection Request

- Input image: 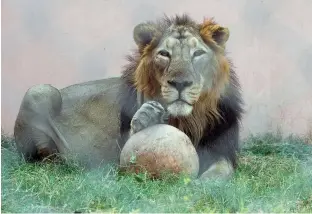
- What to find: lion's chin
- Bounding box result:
[167,101,193,117]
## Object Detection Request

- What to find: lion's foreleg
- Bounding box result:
[129,101,167,136]
[199,158,234,180]
[197,122,239,180]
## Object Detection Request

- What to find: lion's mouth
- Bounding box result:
[168,99,192,106]
[166,99,194,116]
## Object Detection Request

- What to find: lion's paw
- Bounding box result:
[130,101,167,136]
[199,159,234,181]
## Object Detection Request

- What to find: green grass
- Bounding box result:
[1,133,312,213]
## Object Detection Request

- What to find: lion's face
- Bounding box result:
[153,27,219,116]
[133,16,230,117]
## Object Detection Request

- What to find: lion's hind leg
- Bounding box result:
[14,84,67,162]
[14,124,59,162]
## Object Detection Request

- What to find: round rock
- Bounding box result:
[120,124,199,179]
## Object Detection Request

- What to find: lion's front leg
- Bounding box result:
[130,101,167,136]
[199,158,234,180]
[197,122,239,180]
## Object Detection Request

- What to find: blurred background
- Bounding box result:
[2,0,312,138]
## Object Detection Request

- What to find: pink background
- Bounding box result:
[2,0,312,138]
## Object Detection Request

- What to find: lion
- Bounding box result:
[13,14,243,179]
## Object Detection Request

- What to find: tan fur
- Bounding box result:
[133,57,160,97]
[199,18,230,51]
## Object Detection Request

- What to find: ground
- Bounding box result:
[1,132,312,213]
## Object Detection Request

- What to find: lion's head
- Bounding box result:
[132,15,230,116]
[122,14,238,143]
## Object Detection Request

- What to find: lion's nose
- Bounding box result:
[167,80,193,92]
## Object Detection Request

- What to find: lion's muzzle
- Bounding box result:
[161,79,202,116]
[167,80,193,93]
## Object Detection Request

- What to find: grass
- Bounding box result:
[1,133,312,213]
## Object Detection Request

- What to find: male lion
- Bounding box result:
[14,14,243,179]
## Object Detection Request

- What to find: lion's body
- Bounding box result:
[14,77,122,168]
[14,14,244,179]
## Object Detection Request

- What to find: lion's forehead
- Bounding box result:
[165,36,198,49]
[158,27,206,55]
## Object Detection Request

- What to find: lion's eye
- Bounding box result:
[158,50,170,58]
[193,50,206,57]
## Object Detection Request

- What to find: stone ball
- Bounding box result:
[120,124,199,179]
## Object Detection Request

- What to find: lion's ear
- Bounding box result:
[199,19,230,47]
[211,26,229,46]
[133,23,157,46]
